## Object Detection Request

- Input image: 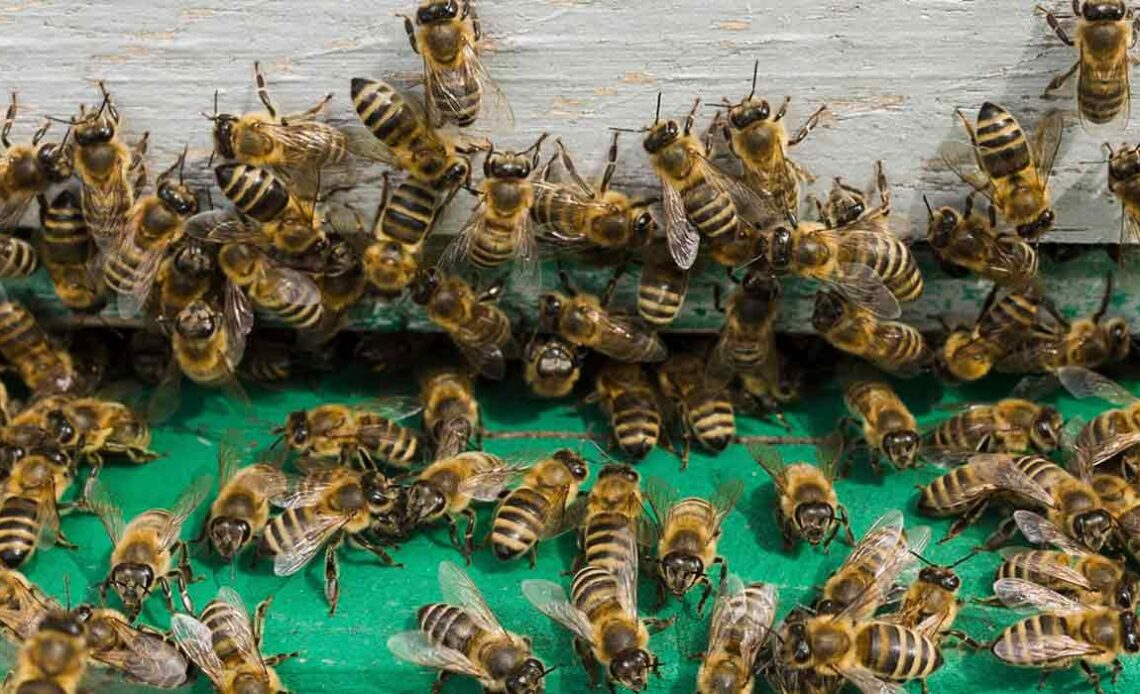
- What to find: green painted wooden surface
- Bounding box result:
[11,362,1140,693]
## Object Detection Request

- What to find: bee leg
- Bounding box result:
[398,14,419,53]
[555,138,595,197]
[654,580,668,609]
[1035,670,1054,691]
[349,534,403,568]
[1039,6,1075,45]
[467,1,481,42]
[644,616,676,633]
[252,61,277,118]
[1079,661,1105,694]
[946,629,984,650]
[283,93,334,125]
[695,575,714,616]
[1,93,13,150]
[1110,657,1123,684]
[430,669,453,694]
[600,264,627,308]
[788,104,827,147]
[600,130,621,194]
[157,575,178,614]
[461,508,477,562]
[940,500,989,544]
[1044,62,1079,96]
[573,638,602,689]
[325,532,344,616]
[683,97,702,136]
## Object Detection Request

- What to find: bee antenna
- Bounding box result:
[654,92,663,125]
[541,665,560,677]
[907,548,937,567]
[1103,141,1115,158]
[949,548,980,569]
[608,127,640,134]
[45,115,74,126]
[922,194,935,219]
[748,59,760,101]
[63,575,72,611]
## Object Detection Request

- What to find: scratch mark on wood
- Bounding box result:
[619,71,656,85]
[718,19,752,31]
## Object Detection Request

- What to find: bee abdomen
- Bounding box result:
[856,236,923,302]
[215,164,290,222]
[261,507,308,557]
[611,393,661,459]
[570,565,623,619]
[0,496,41,568]
[858,623,942,680]
[350,78,419,148]
[583,513,637,572]
[637,273,686,327]
[0,237,37,278]
[418,602,482,654]
[975,103,1031,179]
[492,488,551,560]
[689,399,735,451]
[992,614,1069,664]
[1079,73,1128,124]
[429,72,481,128]
[201,600,249,665]
[469,221,516,268]
[381,180,446,245]
[683,182,737,239]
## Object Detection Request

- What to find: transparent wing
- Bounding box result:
[438,561,507,636]
[436,205,484,275]
[254,120,346,168]
[748,443,787,493]
[224,281,253,369]
[520,579,596,643]
[999,547,1092,591]
[588,305,668,363]
[0,188,34,229]
[659,178,699,270]
[188,210,268,246]
[0,572,58,641]
[611,526,641,619]
[110,229,167,320]
[1074,431,1140,476]
[643,476,678,529]
[342,124,401,167]
[352,396,425,422]
[992,577,1086,613]
[828,261,902,320]
[387,630,486,678]
[170,614,227,686]
[166,474,213,528]
[993,631,1105,664]
[273,470,345,509]
[708,577,777,667]
[695,153,783,226]
[87,480,125,544]
[1031,110,1065,184]
[938,140,995,200]
[100,618,190,688]
[214,587,267,676]
[266,266,323,307]
[273,512,344,576]
[462,43,515,130]
[216,429,244,487]
[1057,366,1136,406]
[455,338,507,381]
[969,454,1056,508]
[835,663,906,694]
[510,215,542,298]
[1012,510,1090,555]
[456,460,530,502]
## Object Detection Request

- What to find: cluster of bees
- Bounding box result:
[2,0,1140,692]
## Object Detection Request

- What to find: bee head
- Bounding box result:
[660,552,704,596]
[439,157,471,189]
[610,649,651,691]
[174,302,219,339]
[794,501,835,544]
[173,241,215,276]
[766,225,794,270]
[729,97,771,131]
[417,0,459,24]
[410,268,441,306]
[1122,611,1140,653]
[208,517,252,559]
[552,449,589,480]
[537,293,563,329]
[1084,2,1126,21]
[643,119,679,154]
[232,673,274,694]
[73,114,116,147]
[407,480,447,525]
[486,151,532,180]
[282,411,309,447]
[1031,406,1063,452]
[44,410,78,447]
[109,563,155,611]
[37,141,74,182]
[1116,572,1138,609]
[741,268,781,300]
[784,621,813,664]
[598,464,639,484]
[505,658,548,694]
[919,566,961,592]
[157,152,199,216]
[1015,208,1055,239]
[1104,317,1132,361]
[1108,144,1140,181]
[881,430,920,469]
[1074,509,1114,551]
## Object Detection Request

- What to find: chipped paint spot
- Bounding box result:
[547,96,584,118]
[619,71,655,85]
[179,8,214,20]
[718,19,751,31]
[828,95,906,116]
[133,31,178,42]
[593,86,618,97]
[323,38,359,51]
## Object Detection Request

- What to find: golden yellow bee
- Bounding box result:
[201,433,289,561]
[696,576,779,694]
[938,289,1040,382]
[886,553,977,646]
[420,367,480,460]
[579,464,644,575]
[1040,1,1135,126]
[1059,366,1140,481]
[275,399,421,469]
[0,294,76,395]
[1106,141,1140,246]
[217,241,324,331]
[925,398,1063,463]
[591,361,665,460]
[706,269,783,390]
[749,442,853,551]
[924,195,1038,287]
[490,449,589,566]
[522,334,585,399]
[839,378,920,472]
[0,92,72,228]
[811,289,931,377]
[657,353,735,463]
[0,450,75,569]
[39,189,104,312]
[153,235,217,322]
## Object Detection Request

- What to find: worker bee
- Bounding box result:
[0,450,75,568]
[205,61,346,173]
[405,451,523,561]
[925,399,1064,463]
[886,552,978,646]
[0,568,59,642]
[1106,141,1140,247]
[39,189,104,312]
[915,454,1056,543]
[166,296,249,394]
[0,236,37,278]
[212,163,324,255]
[839,377,920,472]
[996,273,1131,374]
[522,334,585,399]
[636,244,690,328]
[644,477,743,612]
[763,608,843,694]
[811,289,932,377]
[77,604,191,688]
[705,268,782,390]
[0,293,76,395]
[171,587,298,694]
[815,510,930,619]
[639,94,767,270]
[313,235,365,317]
[938,288,1041,382]
[1039,1,1135,126]
[1058,366,1140,479]
[260,467,404,614]
[591,361,664,460]
[533,135,657,253]
[817,161,892,232]
[749,442,853,551]
[201,433,289,561]
[346,173,441,297]
[411,268,518,380]
[924,194,1038,286]
[237,334,295,385]
[657,353,736,463]
[6,609,91,694]
[154,234,218,322]
[105,149,199,317]
[88,475,210,619]
[0,92,72,228]
[539,269,667,364]
[991,577,1140,691]
[1012,456,1119,553]
[70,83,144,247]
[400,0,512,128]
[940,102,1064,240]
[696,575,778,694]
[390,561,549,693]
[999,509,1138,609]
[579,464,644,574]
[275,399,421,470]
[217,241,324,331]
[717,61,826,216]
[421,367,480,460]
[490,449,589,565]
[524,557,663,690]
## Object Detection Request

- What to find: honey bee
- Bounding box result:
[1058,366,1140,479]
[275,400,421,470]
[991,578,1140,691]
[238,335,294,385]
[39,189,104,312]
[818,161,891,232]
[999,509,1138,609]
[0,568,58,642]
[996,273,1131,374]
[533,135,657,253]
[0,236,37,278]
[400,0,512,128]
[167,297,249,392]
[1106,141,1140,247]
[1008,457,1118,552]
[639,94,767,270]
[696,576,779,694]
[316,236,365,315]
[154,234,218,322]
[924,195,1039,286]
[522,334,585,399]
[206,61,346,173]
[70,83,144,247]
[925,399,1064,463]
[636,244,690,328]
[0,92,72,228]
[0,450,75,568]
[938,288,1041,382]
[88,475,210,619]
[763,608,843,694]
[886,552,978,646]
[539,269,667,364]
[201,434,289,561]
[411,268,518,380]
[260,467,404,614]
[6,609,90,694]
[811,290,932,377]
[579,464,644,574]
[405,451,523,561]
[217,241,324,331]
[0,294,76,395]
[212,163,324,255]
[705,269,782,390]
[524,559,663,690]
[644,477,743,612]
[171,587,298,694]
[656,353,736,462]
[839,377,920,472]
[490,449,589,565]
[421,367,480,460]
[105,149,199,317]
[1039,1,1135,126]
[717,61,826,215]
[77,604,191,688]
[591,361,664,460]
[940,102,1064,240]
[390,561,549,693]
[748,442,853,551]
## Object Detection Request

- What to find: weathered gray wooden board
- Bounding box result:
[0,0,1132,244]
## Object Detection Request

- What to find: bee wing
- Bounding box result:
[521,579,596,644]
[938,140,995,200]
[708,577,777,666]
[969,454,1056,508]
[99,618,190,688]
[1074,431,1140,477]
[510,215,542,298]
[83,179,134,250]
[586,304,667,363]
[0,573,58,641]
[436,205,484,275]
[543,495,588,540]
[658,176,699,270]
[1012,509,1090,556]
[342,124,401,167]
[352,396,425,422]
[695,153,783,226]
[87,479,125,544]
[265,266,323,307]
[253,120,346,168]
[165,474,213,529]
[110,236,167,321]
[1057,366,1137,406]
[437,561,508,637]
[710,477,745,526]
[274,471,341,509]
[839,511,905,572]
[214,587,272,675]
[387,630,487,679]
[828,261,902,320]
[815,429,845,482]
[216,429,245,487]
[274,512,345,576]
[1000,547,1094,591]
[834,663,906,694]
[170,614,228,686]
[454,338,507,381]
[1031,110,1065,184]
[643,475,678,529]
[456,461,529,502]
[748,442,788,493]
[187,210,267,246]
[993,631,1106,664]
[0,187,34,229]
[240,464,291,503]
[224,281,253,368]
[992,577,1086,614]
[612,526,641,618]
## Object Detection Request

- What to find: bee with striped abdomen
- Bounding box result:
[635,244,689,328]
[924,194,1038,287]
[657,352,736,464]
[275,399,421,470]
[885,551,979,647]
[0,449,75,569]
[0,235,37,278]
[0,92,72,228]
[0,568,59,642]
[390,561,549,693]
[490,449,589,566]
[644,476,743,613]
[217,241,324,331]
[696,576,778,694]
[940,102,1064,240]
[812,289,932,377]
[839,377,920,473]
[591,361,665,460]
[523,334,585,399]
[212,163,325,255]
[154,234,218,322]
[705,268,782,391]
[749,442,853,551]
[6,609,91,694]
[171,587,297,694]
[1106,141,1140,247]
[1006,454,1117,553]
[1058,366,1140,480]
[77,604,191,688]
[0,293,76,395]
[925,398,1064,463]
[39,189,104,312]
[578,464,644,575]
[165,296,250,399]
[420,367,480,460]
[938,288,1041,382]
[201,433,289,561]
